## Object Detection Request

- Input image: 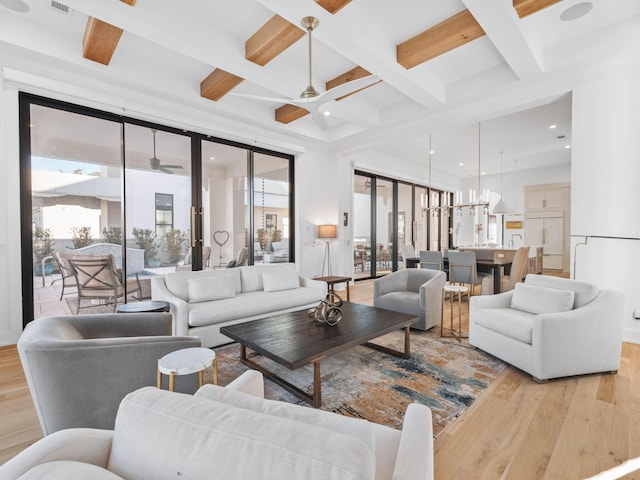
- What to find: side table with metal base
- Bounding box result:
[315,276,351,302]
[157,347,218,392]
[116,300,170,313]
[442,285,469,342]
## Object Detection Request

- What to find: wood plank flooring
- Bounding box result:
[1,277,639,479]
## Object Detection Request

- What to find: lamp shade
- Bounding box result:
[492,197,510,214]
[318,224,337,238]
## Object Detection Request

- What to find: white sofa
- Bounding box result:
[470,274,625,382]
[0,371,434,480]
[151,263,327,347]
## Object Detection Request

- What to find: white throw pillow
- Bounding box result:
[511,283,575,315]
[262,269,300,292]
[187,275,236,303]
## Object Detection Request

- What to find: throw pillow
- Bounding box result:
[511,283,575,315]
[262,269,300,292]
[187,275,236,303]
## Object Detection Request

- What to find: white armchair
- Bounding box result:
[470,274,625,382]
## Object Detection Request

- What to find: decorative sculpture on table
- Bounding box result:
[213,231,230,267]
[308,292,343,326]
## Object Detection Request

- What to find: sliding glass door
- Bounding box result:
[20,94,294,324]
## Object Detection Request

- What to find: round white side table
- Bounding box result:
[442,285,469,342]
[157,347,218,391]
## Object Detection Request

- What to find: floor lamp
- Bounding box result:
[318,224,337,277]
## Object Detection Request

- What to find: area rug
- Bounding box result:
[213,329,506,435]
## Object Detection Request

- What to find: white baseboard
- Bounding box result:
[623,329,640,345]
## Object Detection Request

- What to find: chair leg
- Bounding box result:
[532,376,549,384]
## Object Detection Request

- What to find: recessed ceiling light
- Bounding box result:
[429,150,434,155]
[209,156,215,160]
[549,124,557,129]
[560,2,593,21]
[458,163,464,167]
[564,145,571,149]
[323,111,330,116]
[0,0,30,12]
[481,171,486,175]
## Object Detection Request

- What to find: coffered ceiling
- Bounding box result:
[0,0,639,177]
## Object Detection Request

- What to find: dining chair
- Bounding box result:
[69,254,141,314]
[447,250,491,296]
[481,246,531,294]
[419,250,444,271]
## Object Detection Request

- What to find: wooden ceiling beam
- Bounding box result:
[245,15,305,66]
[513,0,562,18]
[314,0,352,15]
[200,69,245,102]
[396,9,486,69]
[82,0,136,65]
[275,104,310,124]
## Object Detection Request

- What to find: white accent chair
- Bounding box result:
[470,274,625,382]
[0,371,434,480]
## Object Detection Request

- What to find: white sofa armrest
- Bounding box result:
[300,276,328,295]
[392,403,434,480]
[224,370,265,398]
[0,429,113,478]
[151,276,189,336]
[532,289,625,379]
[418,271,446,309]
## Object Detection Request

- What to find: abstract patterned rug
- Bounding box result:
[213,328,506,435]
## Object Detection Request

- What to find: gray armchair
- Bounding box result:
[17,313,201,435]
[373,268,446,330]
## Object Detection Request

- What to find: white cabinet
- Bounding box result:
[524,183,570,272]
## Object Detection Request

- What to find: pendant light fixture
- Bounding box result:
[492,150,510,214]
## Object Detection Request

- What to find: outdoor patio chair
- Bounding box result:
[52,250,78,300]
[69,254,141,314]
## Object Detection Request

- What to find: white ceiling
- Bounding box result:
[1,0,639,178]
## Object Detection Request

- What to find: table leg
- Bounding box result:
[198,370,203,387]
[345,281,350,301]
[492,264,500,294]
[169,372,175,392]
[312,360,322,408]
[156,359,161,389]
[212,358,218,385]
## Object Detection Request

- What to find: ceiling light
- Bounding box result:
[565,145,571,149]
[560,2,593,21]
[492,151,510,214]
[0,0,30,12]
[429,150,434,154]
[481,171,486,175]
[323,111,330,116]
[458,162,464,167]
[549,124,557,129]
[209,156,215,160]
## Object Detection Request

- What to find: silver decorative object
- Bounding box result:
[308,292,343,326]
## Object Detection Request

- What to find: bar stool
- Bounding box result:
[442,284,469,342]
[157,347,218,391]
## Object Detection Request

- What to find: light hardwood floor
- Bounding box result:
[2,279,639,479]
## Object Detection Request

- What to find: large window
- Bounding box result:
[20,94,294,324]
[155,193,174,237]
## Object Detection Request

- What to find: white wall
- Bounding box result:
[571,61,640,343]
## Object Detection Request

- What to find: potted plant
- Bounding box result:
[71,226,93,249]
[132,228,158,267]
[102,226,122,245]
[164,228,187,265]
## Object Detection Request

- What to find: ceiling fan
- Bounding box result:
[149,129,183,175]
[229,16,380,131]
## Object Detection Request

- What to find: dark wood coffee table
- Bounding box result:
[220,302,417,407]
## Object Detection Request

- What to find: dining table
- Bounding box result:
[405,255,513,294]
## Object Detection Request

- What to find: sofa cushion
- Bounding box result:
[240,263,298,293]
[374,292,422,318]
[164,269,241,301]
[262,268,300,292]
[187,275,236,303]
[18,461,124,480]
[511,283,575,315]
[473,307,535,344]
[187,288,325,327]
[108,387,374,480]
[195,384,400,480]
[523,274,598,308]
